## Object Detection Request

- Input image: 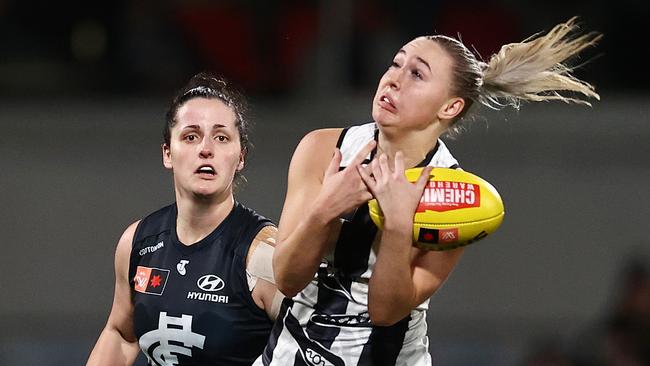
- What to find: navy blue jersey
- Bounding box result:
[129,202,274,366]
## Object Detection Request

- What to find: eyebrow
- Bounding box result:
[397,49,431,72]
[182,123,228,131]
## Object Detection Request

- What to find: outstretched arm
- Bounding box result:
[87,222,140,366]
[273,129,376,297]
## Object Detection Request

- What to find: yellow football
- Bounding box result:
[368,167,505,250]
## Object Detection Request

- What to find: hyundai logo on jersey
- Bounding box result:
[197,274,225,292]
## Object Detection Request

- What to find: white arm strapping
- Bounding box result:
[246,241,276,291]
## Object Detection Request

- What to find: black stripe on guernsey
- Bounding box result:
[284,306,345,366]
[293,352,309,366]
[357,315,412,366]
[415,140,440,167]
[449,163,460,169]
[334,204,378,278]
[369,126,379,162]
[304,271,349,349]
[262,298,294,366]
[335,126,350,149]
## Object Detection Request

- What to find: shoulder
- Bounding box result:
[115,220,141,267]
[337,122,377,166]
[288,128,345,180]
[232,202,275,250]
[298,128,344,151]
[132,204,175,245]
[247,225,278,258]
[233,202,273,229]
[253,225,278,244]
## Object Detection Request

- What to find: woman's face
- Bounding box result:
[163,97,243,200]
[372,37,456,132]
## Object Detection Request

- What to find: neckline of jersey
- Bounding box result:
[169,202,239,254]
[370,123,440,167]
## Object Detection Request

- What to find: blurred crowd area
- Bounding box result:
[1,1,649,365]
[522,258,650,366]
[1,0,649,98]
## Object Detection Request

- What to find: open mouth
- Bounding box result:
[196,165,216,176]
[379,95,397,111]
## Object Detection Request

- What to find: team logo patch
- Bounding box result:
[139,312,205,366]
[134,266,170,295]
[417,228,459,244]
[439,228,459,244]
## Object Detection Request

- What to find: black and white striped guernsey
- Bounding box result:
[255,122,460,366]
[129,202,274,366]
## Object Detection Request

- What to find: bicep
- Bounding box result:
[277,129,341,241]
[105,221,139,341]
[411,247,464,305]
[87,222,140,366]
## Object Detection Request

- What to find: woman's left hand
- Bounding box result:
[357,151,432,230]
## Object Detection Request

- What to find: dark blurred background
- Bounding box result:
[1,1,649,365]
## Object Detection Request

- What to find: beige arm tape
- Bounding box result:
[247,240,276,285]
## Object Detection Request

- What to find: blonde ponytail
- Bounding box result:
[480,17,601,109]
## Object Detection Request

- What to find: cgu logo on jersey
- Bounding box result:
[139,312,205,366]
[134,266,170,295]
[417,181,481,212]
[187,274,229,304]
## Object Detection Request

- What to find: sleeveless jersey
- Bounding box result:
[256,122,460,366]
[129,202,274,366]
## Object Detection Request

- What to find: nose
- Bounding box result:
[386,68,401,90]
[199,139,214,159]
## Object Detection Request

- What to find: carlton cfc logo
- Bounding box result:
[197,274,225,292]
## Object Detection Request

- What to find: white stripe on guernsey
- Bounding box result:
[328,326,372,364]
[394,336,432,366]
[426,139,459,168]
[264,319,301,364]
[394,311,431,365]
[358,242,377,281]
[260,305,319,365]
[292,279,320,309]
[339,123,376,166]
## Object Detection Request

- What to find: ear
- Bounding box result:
[237,150,245,171]
[162,143,173,170]
[437,97,465,121]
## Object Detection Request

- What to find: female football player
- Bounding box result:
[258,17,601,365]
[87,72,283,366]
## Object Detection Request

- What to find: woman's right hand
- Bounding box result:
[314,141,376,221]
[274,130,376,297]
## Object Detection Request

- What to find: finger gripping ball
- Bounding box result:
[368,167,505,250]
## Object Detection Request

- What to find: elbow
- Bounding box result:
[272,245,307,298]
[368,304,406,327]
[276,279,300,299]
[274,267,304,298]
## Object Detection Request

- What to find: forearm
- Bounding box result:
[274,208,338,297]
[87,326,139,366]
[368,221,417,326]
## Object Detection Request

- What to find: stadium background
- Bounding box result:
[1,1,648,365]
